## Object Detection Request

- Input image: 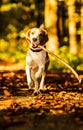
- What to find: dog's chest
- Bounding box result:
[29,50,47,66]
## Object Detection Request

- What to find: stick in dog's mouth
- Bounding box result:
[24,33,81,84]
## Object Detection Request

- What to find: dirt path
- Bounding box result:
[0,69,83,130]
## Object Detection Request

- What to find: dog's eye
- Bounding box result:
[39,33,43,37]
[31,32,35,35]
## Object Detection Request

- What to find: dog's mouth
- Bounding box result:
[31,42,38,48]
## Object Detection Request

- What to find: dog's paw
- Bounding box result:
[39,89,44,92]
[28,80,34,88]
[33,91,39,96]
[39,89,45,94]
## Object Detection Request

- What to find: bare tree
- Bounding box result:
[45,0,59,51]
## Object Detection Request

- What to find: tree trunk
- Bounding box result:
[68,0,78,54]
[35,0,44,27]
[81,0,83,53]
[45,0,59,51]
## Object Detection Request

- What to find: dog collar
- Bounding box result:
[30,48,43,52]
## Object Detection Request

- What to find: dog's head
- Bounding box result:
[26,27,48,48]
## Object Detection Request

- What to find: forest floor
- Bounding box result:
[0,62,83,130]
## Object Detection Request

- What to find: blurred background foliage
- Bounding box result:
[0,0,83,71]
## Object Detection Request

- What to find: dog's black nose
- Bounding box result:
[32,38,37,42]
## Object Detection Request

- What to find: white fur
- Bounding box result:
[26,28,49,94]
[26,50,47,93]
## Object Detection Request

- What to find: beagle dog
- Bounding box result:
[26,27,49,94]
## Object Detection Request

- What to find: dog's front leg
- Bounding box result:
[34,66,45,94]
[26,65,33,89]
[39,72,46,90]
[34,79,39,94]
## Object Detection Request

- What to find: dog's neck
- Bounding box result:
[30,45,46,52]
[30,47,43,52]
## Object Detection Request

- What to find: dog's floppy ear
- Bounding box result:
[43,30,49,44]
[39,25,48,44]
[40,24,44,29]
[40,29,49,45]
[26,29,31,38]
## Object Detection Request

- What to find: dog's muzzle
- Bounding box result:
[31,43,38,48]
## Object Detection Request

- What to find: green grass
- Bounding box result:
[48,46,83,71]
